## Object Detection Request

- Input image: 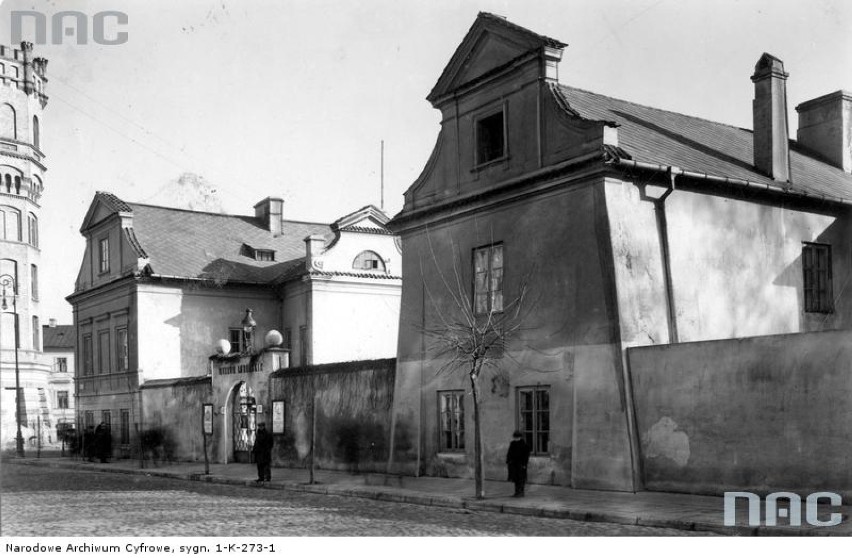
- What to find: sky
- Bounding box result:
[1,0,851,323]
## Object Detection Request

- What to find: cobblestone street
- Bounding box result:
[1,463,703,536]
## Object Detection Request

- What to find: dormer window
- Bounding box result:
[254,249,275,262]
[475,108,506,166]
[353,250,385,272]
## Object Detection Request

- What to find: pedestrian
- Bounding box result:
[83,425,95,462]
[252,422,273,482]
[506,430,530,497]
[94,422,111,463]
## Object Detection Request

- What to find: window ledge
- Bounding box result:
[471,155,509,173]
[436,452,467,462]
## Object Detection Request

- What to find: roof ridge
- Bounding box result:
[128,200,331,227]
[559,84,753,135]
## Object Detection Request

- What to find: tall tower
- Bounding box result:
[0,42,50,452]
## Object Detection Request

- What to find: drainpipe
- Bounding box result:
[655,168,679,344]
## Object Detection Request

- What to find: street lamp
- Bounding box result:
[0,274,25,458]
[241,308,256,354]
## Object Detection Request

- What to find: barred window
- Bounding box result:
[439,391,465,452]
[802,243,833,313]
[57,391,69,409]
[518,386,550,455]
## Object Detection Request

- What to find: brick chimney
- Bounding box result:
[254,197,284,236]
[751,53,791,181]
[795,91,852,173]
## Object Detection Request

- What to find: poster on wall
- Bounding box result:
[202,403,213,435]
[272,400,285,434]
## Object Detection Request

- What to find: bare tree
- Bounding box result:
[418,235,535,500]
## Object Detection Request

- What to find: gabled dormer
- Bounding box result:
[74,192,148,292]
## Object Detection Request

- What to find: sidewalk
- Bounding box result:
[5,456,850,536]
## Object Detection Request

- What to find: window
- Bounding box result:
[102,410,111,430]
[120,409,130,445]
[475,109,505,165]
[228,328,244,354]
[14,176,19,195]
[803,243,833,313]
[1,103,16,139]
[1,205,21,240]
[254,249,275,261]
[438,391,465,452]
[299,325,308,366]
[473,244,504,315]
[82,334,93,376]
[97,330,110,374]
[27,213,37,247]
[57,391,69,409]
[98,237,110,274]
[56,357,67,373]
[84,410,94,429]
[352,250,386,272]
[31,316,39,350]
[32,115,39,149]
[115,327,128,371]
[518,386,550,455]
[30,264,37,300]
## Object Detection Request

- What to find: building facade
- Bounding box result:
[68,194,401,460]
[0,42,52,452]
[41,321,75,440]
[387,14,852,493]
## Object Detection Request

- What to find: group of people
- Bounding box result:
[79,422,112,463]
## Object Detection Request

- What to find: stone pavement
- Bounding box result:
[6,456,850,536]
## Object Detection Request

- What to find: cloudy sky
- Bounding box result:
[1,0,850,322]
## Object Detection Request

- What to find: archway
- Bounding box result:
[229,381,256,463]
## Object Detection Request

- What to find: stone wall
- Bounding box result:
[140,376,215,463]
[628,329,852,498]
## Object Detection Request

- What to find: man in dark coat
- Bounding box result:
[252,422,273,482]
[506,430,530,497]
[94,422,111,463]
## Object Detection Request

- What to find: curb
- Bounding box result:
[6,459,846,536]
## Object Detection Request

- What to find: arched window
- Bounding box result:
[28,213,38,247]
[0,205,21,240]
[14,176,20,195]
[4,174,10,193]
[32,115,39,149]
[0,103,16,139]
[352,250,386,272]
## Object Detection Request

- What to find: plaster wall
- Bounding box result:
[605,178,852,347]
[311,280,400,364]
[135,283,278,382]
[142,379,215,462]
[628,329,852,497]
[390,181,634,491]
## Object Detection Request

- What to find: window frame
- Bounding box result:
[98,237,110,274]
[115,327,129,372]
[473,104,508,168]
[472,243,504,316]
[30,263,37,300]
[97,329,110,374]
[57,390,69,409]
[516,385,551,456]
[82,334,93,376]
[802,242,833,314]
[352,250,386,272]
[438,390,465,453]
[120,409,130,445]
[228,328,244,354]
[56,357,67,373]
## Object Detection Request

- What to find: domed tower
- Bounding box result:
[0,42,50,452]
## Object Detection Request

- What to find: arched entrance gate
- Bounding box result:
[230,382,256,463]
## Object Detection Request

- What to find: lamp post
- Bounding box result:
[0,274,25,458]
[241,308,256,354]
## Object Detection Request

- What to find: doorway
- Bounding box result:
[230,382,256,463]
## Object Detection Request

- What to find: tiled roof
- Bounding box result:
[555,84,852,201]
[310,271,402,280]
[127,202,332,284]
[478,12,566,49]
[96,191,133,213]
[42,325,74,349]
